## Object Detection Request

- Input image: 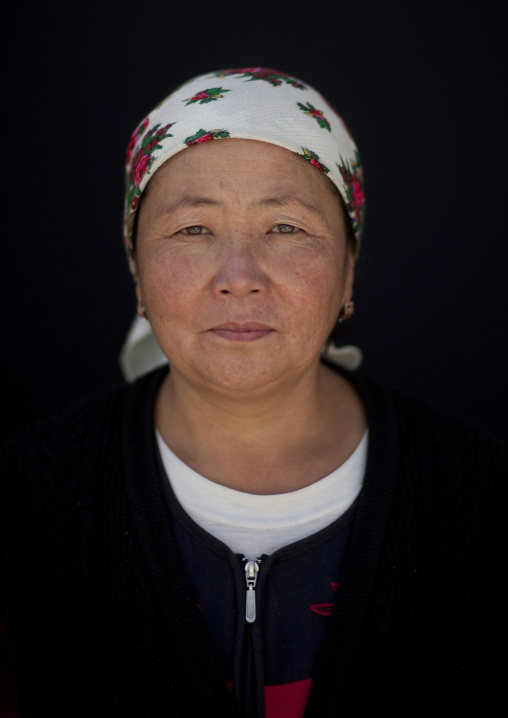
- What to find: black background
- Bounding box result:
[2,0,507,441]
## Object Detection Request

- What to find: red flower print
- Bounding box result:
[336,152,365,239]
[339,167,353,184]
[126,134,137,165]
[131,150,151,185]
[128,122,174,185]
[214,67,306,89]
[126,117,149,164]
[125,120,175,248]
[298,148,330,174]
[352,176,365,208]
[184,129,230,145]
[297,102,331,131]
[130,148,144,182]
[185,87,230,105]
[189,132,213,145]
[310,158,325,172]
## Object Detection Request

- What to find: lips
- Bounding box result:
[209,321,273,342]
[213,322,271,331]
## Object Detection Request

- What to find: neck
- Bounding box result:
[154,361,367,494]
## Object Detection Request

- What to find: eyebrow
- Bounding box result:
[159,193,321,216]
[160,195,220,216]
[256,194,321,214]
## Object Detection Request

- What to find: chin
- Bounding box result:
[194,348,325,397]
[188,353,294,396]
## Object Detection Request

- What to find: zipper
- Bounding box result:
[243,558,262,623]
[240,557,263,718]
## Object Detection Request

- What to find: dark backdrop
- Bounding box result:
[3,0,507,441]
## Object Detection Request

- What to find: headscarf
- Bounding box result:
[123,67,365,275]
[120,68,365,380]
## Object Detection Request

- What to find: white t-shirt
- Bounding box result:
[156,430,368,559]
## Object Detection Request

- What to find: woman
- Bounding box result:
[1,68,507,717]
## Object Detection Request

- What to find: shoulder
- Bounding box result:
[327,362,506,509]
[0,367,168,495]
[350,369,508,534]
[350,367,506,454]
[0,368,168,624]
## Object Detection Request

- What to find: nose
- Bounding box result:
[213,237,266,298]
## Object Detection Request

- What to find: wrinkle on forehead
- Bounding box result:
[152,193,323,221]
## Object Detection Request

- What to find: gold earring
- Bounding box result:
[338,300,354,323]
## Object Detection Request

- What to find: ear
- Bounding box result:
[342,250,355,305]
[134,277,146,319]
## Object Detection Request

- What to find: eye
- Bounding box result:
[270,224,299,234]
[181,225,210,235]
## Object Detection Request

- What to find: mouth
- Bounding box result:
[209,321,274,343]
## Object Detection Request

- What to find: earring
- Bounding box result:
[338,300,354,323]
[137,302,148,320]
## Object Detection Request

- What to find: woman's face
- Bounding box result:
[135,139,354,397]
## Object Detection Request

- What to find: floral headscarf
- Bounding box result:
[123,67,365,275]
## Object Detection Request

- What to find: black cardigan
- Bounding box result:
[1,366,507,716]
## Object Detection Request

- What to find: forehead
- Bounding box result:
[144,138,338,205]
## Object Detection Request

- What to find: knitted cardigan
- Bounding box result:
[1,366,507,717]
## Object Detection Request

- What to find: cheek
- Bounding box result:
[139,250,207,319]
[276,250,344,318]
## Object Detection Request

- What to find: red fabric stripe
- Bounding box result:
[264,678,313,718]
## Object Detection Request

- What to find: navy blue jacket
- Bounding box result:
[1,365,507,716]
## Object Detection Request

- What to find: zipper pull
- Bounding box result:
[244,559,260,623]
